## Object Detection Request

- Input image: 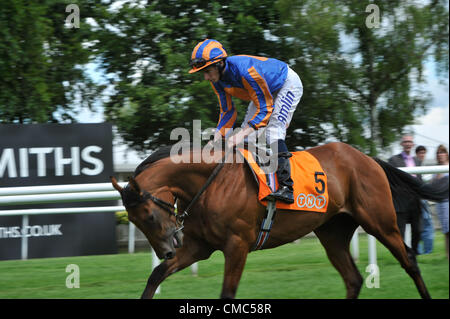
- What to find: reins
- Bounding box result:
[178,158,225,222]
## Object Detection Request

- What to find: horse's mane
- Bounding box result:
[134,143,200,177]
[134,145,174,177]
[133,142,250,177]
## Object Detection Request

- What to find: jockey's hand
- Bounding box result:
[225,138,233,150]
[226,126,255,150]
[206,139,215,149]
[206,131,224,150]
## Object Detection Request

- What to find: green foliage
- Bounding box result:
[115,211,129,224]
[0,1,448,155]
[332,0,448,155]
[277,0,448,154]
[94,0,281,151]
[95,0,448,155]
[0,0,103,123]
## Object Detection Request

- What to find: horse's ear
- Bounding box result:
[128,176,141,194]
[110,176,123,193]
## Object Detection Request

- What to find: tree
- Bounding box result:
[94,0,285,152]
[98,1,447,155]
[343,0,448,155]
[6,1,445,156]
[275,0,353,150]
[277,0,449,155]
[0,1,101,123]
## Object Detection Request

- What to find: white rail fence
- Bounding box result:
[0,181,193,295]
[0,165,448,267]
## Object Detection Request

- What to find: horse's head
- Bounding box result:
[111,176,183,260]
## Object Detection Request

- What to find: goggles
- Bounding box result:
[189,57,221,70]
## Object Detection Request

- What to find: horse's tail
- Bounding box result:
[373,158,448,212]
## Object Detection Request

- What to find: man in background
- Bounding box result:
[388,135,422,254]
[415,145,427,165]
[415,145,434,254]
[389,135,421,169]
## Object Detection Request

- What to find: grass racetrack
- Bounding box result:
[0,233,448,299]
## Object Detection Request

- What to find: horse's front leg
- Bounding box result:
[141,255,187,299]
[141,239,213,299]
[220,235,250,299]
[141,258,171,299]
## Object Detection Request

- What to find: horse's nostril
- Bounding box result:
[165,251,174,259]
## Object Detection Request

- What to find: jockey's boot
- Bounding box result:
[271,151,294,204]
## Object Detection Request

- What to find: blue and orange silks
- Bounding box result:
[211,55,288,136]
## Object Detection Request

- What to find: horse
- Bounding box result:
[111,142,447,299]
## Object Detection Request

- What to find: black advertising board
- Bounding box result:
[0,123,117,260]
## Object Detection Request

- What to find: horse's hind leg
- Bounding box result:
[351,201,431,299]
[377,230,430,299]
[314,213,363,298]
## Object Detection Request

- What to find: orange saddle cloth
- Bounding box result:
[238,149,329,213]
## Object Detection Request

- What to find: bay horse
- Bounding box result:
[111,142,446,299]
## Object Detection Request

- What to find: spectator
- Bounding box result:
[415,145,427,167]
[388,135,422,254]
[415,145,434,254]
[432,144,449,260]
[389,135,421,170]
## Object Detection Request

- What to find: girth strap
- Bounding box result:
[252,200,277,250]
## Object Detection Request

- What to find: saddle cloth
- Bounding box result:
[238,148,329,213]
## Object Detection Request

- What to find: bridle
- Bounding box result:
[141,190,185,232]
[125,159,225,233]
[123,186,184,232]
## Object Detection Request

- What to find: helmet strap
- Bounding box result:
[217,59,226,80]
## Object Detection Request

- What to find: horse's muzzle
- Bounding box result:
[161,230,183,260]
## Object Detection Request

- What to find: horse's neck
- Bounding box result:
[139,150,232,201]
[153,157,220,200]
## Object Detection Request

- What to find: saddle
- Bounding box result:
[235,146,329,250]
[237,147,329,213]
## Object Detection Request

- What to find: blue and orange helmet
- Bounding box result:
[189,39,228,74]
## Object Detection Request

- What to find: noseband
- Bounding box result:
[141,191,187,232]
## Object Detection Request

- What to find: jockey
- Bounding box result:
[189,39,303,204]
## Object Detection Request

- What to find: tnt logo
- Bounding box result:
[296,193,327,209]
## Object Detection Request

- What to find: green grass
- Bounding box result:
[0,233,448,299]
